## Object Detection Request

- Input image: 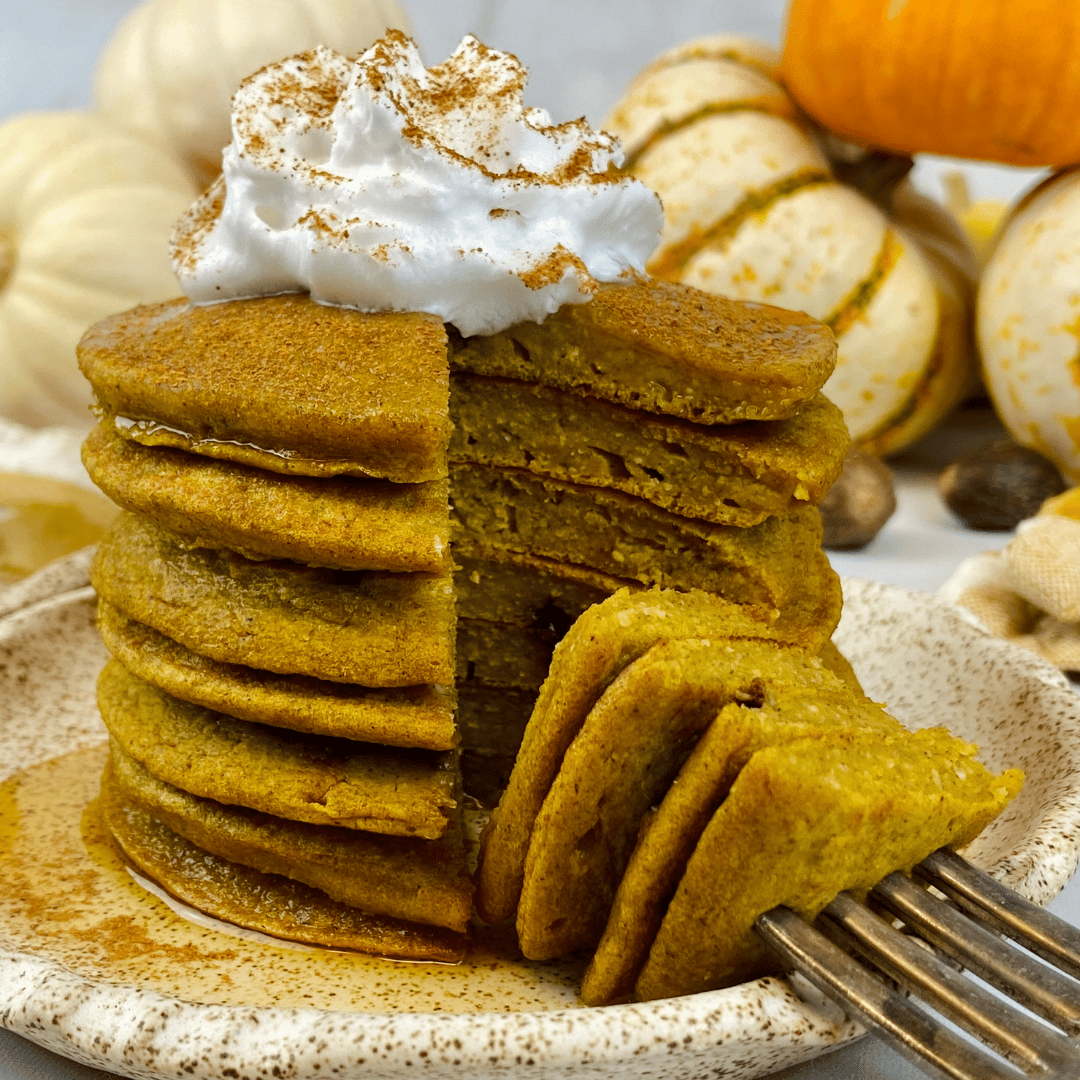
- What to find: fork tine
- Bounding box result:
[756,905,1028,1080]
[871,869,1080,1035]
[817,891,1080,1076]
[916,848,1080,982]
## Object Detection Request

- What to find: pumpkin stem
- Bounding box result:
[832,151,915,211]
[0,232,14,291]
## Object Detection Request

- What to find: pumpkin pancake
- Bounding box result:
[457,618,556,690]
[473,587,820,925]
[450,464,826,609]
[77,295,450,483]
[634,729,1022,1000]
[98,660,459,839]
[99,761,468,961]
[763,547,843,652]
[108,741,473,931]
[580,678,902,1006]
[816,638,862,692]
[97,602,456,749]
[455,550,624,627]
[457,682,536,758]
[83,423,450,573]
[515,636,884,961]
[91,512,455,687]
[516,638,740,959]
[449,275,836,424]
[455,546,841,655]
[457,681,540,808]
[450,374,848,527]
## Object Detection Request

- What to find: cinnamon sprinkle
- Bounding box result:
[519,245,595,292]
[171,176,226,274]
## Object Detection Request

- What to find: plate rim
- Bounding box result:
[1,565,1079,1080]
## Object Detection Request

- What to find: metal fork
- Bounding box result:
[755,848,1080,1080]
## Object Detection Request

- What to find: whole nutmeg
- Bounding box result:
[939,440,1066,531]
[819,448,897,550]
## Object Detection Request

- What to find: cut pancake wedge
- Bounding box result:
[474,587,831,925]
[634,729,1022,1000]
[580,679,904,1005]
[516,637,892,962]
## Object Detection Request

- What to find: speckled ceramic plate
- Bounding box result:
[2,552,1079,1080]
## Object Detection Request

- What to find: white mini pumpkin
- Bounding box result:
[0,111,198,429]
[95,0,412,190]
[604,35,978,455]
[977,167,1080,484]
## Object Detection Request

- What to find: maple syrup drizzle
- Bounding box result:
[0,745,586,1014]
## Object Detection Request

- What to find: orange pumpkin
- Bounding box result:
[781,0,1080,167]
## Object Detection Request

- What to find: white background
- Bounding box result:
[0,3,1075,1079]
[0,0,1051,207]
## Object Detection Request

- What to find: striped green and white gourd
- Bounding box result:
[605,35,978,455]
[977,166,1080,483]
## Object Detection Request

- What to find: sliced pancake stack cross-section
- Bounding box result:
[447,274,849,797]
[80,294,473,961]
[79,276,848,960]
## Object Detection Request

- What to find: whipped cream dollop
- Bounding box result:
[171,32,662,336]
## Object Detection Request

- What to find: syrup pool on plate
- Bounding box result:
[0,744,588,1014]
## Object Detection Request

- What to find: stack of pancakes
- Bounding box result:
[80,298,473,961]
[78,275,848,957]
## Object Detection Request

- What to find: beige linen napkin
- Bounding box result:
[940,489,1080,671]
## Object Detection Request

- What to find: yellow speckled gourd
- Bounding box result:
[0,111,197,428]
[604,35,978,455]
[977,167,1080,484]
[94,0,412,190]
